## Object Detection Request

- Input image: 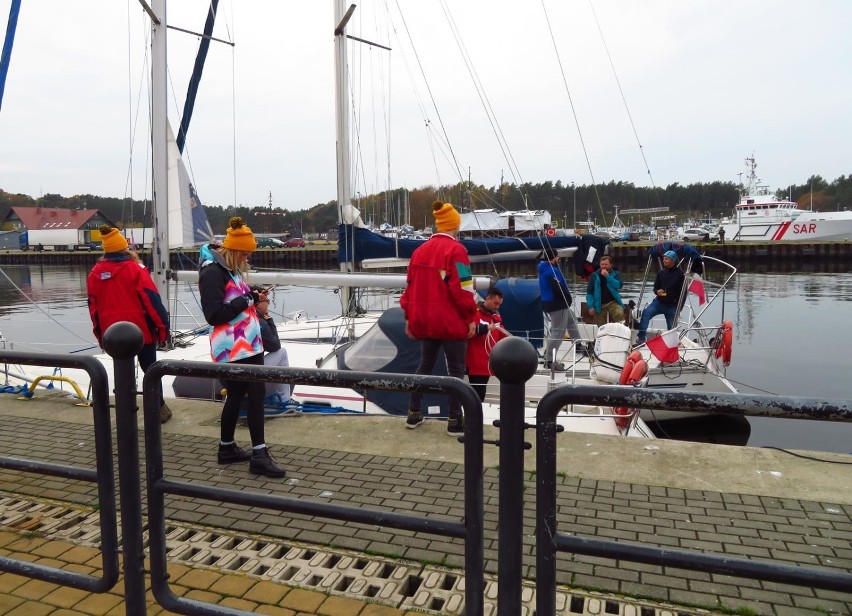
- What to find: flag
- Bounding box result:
[646,329,680,363]
[688,274,706,305]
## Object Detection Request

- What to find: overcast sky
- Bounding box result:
[1,1,850,215]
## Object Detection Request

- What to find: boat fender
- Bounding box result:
[714,320,733,366]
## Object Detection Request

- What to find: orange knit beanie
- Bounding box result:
[222,217,256,252]
[432,201,461,233]
[100,225,128,253]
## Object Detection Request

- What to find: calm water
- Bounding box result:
[0,263,849,454]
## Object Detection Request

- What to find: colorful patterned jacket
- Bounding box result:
[198,244,263,363]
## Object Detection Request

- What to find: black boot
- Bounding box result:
[249,447,287,478]
[217,442,251,464]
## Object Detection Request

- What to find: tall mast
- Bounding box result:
[334,1,354,316]
[151,0,171,310]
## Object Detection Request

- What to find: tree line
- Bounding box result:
[2,172,850,235]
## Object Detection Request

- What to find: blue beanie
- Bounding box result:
[663,250,678,261]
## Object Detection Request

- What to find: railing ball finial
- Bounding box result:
[102,322,144,359]
[489,336,538,384]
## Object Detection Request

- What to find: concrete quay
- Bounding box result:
[0,392,850,615]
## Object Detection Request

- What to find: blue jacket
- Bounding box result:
[538,259,572,312]
[585,268,624,313]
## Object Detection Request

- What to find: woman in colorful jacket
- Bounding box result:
[198,217,285,478]
[87,225,171,423]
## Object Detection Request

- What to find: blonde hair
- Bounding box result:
[219,247,250,277]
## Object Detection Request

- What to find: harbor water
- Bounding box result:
[0,263,849,454]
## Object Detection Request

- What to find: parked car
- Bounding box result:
[284,237,306,248]
[256,237,285,248]
[681,228,711,242]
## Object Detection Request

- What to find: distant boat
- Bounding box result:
[721,156,852,242]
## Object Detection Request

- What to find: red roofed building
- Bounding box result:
[3,207,118,249]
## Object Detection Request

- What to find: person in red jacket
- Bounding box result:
[465,287,509,403]
[400,201,478,435]
[87,225,172,423]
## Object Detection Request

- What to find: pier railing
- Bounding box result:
[532,384,852,616]
[2,326,852,616]
[0,351,120,593]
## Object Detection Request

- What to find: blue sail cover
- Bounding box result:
[647,241,704,275]
[338,225,582,263]
[0,0,22,111]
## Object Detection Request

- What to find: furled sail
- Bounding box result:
[167,123,214,248]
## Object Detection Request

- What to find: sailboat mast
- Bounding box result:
[334,1,354,316]
[151,0,171,309]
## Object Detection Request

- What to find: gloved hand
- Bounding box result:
[230,292,253,311]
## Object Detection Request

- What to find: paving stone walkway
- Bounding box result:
[0,409,851,615]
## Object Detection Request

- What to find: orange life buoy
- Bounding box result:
[715,320,733,366]
[629,359,649,383]
[613,353,647,428]
[613,406,632,429]
[618,358,635,385]
[546,228,556,237]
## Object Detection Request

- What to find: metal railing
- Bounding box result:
[119,327,486,616]
[0,351,119,593]
[533,384,852,616]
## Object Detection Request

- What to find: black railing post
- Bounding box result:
[489,337,539,616]
[102,321,147,616]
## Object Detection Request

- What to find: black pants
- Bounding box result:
[468,375,490,403]
[220,353,266,447]
[409,338,467,419]
[137,343,164,406]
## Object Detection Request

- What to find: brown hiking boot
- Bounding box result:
[160,403,172,424]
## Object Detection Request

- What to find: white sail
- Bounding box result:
[167,123,214,249]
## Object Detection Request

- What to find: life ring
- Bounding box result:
[629,359,649,383]
[714,320,733,366]
[613,353,647,428]
[546,228,556,237]
[618,357,635,385]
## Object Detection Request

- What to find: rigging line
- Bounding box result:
[0,268,91,345]
[759,447,852,465]
[123,14,151,210]
[439,0,524,187]
[540,0,609,228]
[587,0,662,208]
[392,0,464,184]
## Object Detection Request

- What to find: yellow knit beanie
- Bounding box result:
[100,225,128,253]
[222,217,256,252]
[432,201,461,233]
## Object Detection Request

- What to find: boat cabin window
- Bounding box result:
[342,322,398,372]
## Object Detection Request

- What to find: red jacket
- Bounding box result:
[466,302,508,376]
[400,233,477,340]
[87,255,170,346]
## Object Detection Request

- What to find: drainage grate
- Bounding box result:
[0,492,711,615]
